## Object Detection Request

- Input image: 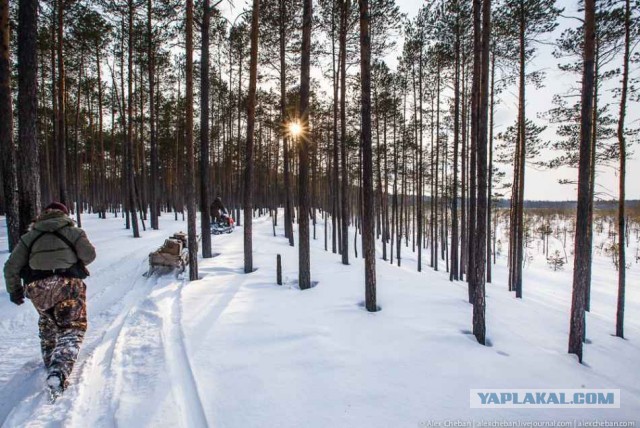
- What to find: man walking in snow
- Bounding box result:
[3,202,96,399]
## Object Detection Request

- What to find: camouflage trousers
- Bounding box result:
[25,276,87,386]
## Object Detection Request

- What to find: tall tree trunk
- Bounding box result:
[0,0,19,249]
[433,60,440,272]
[51,4,58,207]
[127,0,140,238]
[359,0,376,312]
[460,61,467,280]
[331,1,340,254]
[450,2,460,281]
[297,0,312,290]
[568,0,596,364]
[17,0,40,233]
[149,0,159,229]
[487,50,495,283]
[615,0,630,339]
[514,0,526,299]
[56,0,67,206]
[279,0,294,246]
[186,0,198,279]
[473,0,490,346]
[96,41,106,218]
[339,0,350,265]
[468,0,480,302]
[244,0,260,273]
[74,55,84,227]
[200,0,212,257]
[584,48,599,314]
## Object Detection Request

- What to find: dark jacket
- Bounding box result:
[210,198,227,221]
[4,210,96,294]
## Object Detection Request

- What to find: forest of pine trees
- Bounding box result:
[0,0,638,362]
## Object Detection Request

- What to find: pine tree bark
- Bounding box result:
[359,0,376,312]
[339,0,350,265]
[17,0,40,233]
[450,3,461,281]
[149,0,159,230]
[186,0,198,280]
[200,0,212,257]
[279,0,294,246]
[331,2,340,254]
[56,0,67,206]
[514,0,526,299]
[473,0,491,346]
[487,51,495,283]
[96,40,106,218]
[0,0,19,249]
[127,0,140,238]
[615,0,630,339]
[568,0,596,363]
[244,0,260,273]
[298,0,312,290]
[468,0,480,301]
[73,56,84,227]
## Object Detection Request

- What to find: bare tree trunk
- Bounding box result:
[0,0,19,249]
[450,2,460,281]
[568,0,596,364]
[96,41,106,218]
[185,0,198,280]
[56,0,67,206]
[487,50,495,283]
[127,0,140,238]
[149,0,159,229]
[359,0,376,311]
[472,0,491,346]
[279,0,294,246]
[297,0,312,290]
[74,55,84,227]
[467,0,480,302]
[331,2,340,254]
[200,0,212,257]
[616,0,630,339]
[514,0,526,299]
[339,0,350,265]
[244,0,260,273]
[17,0,41,233]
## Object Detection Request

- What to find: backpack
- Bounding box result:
[19,227,90,285]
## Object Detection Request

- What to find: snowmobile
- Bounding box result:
[211,214,235,235]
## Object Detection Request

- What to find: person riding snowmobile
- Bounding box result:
[210,196,228,225]
[4,202,96,400]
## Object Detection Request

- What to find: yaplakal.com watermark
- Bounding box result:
[419,421,636,428]
[470,389,621,409]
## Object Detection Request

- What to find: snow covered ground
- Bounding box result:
[0,210,639,427]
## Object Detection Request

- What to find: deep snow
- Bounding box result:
[0,211,638,427]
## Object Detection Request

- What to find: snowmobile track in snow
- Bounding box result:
[157,282,210,427]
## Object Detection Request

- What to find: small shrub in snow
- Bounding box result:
[547,250,565,271]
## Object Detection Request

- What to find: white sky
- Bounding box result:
[219,0,639,202]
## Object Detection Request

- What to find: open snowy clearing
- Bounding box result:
[0,211,639,427]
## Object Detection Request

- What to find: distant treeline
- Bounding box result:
[492,200,640,210]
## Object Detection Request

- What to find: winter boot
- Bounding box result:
[46,371,65,403]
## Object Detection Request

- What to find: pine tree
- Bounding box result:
[568,0,596,364]
[185,0,198,280]
[17,0,41,234]
[496,0,560,298]
[360,0,377,312]
[0,0,19,250]
[297,0,312,290]
[244,0,261,273]
[615,0,632,339]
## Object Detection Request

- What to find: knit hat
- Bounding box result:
[45,202,69,215]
